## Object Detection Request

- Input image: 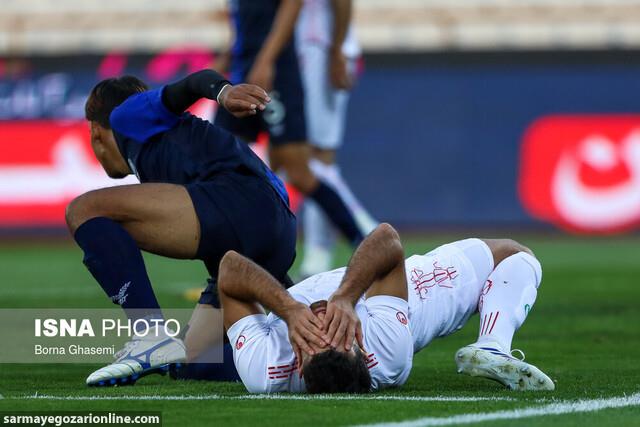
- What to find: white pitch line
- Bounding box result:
[15,394,516,403]
[354,393,640,427]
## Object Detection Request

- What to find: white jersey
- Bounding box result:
[227,239,494,393]
[296,0,361,58]
[227,268,412,393]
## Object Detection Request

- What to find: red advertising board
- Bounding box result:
[0,121,138,226]
[519,115,640,233]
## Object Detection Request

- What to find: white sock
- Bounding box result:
[308,159,378,235]
[300,199,336,277]
[476,252,542,352]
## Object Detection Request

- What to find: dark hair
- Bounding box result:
[303,348,371,394]
[85,76,148,128]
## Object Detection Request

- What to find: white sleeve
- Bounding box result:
[362,295,413,391]
[226,314,270,393]
[227,315,301,394]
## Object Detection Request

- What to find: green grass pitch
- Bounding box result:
[0,233,639,426]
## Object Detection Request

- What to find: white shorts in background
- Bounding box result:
[297,44,354,150]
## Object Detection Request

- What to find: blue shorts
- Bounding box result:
[214,47,307,146]
[185,172,297,306]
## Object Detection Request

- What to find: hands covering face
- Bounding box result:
[287,299,365,372]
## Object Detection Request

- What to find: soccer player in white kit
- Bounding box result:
[218,224,555,393]
[296,0,378,277]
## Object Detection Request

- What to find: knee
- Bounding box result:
[65,192,103,235]
[65,194,89,234]
[486,238,535,266]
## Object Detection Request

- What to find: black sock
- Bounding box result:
[74,217,162,321]
[308,181,364,245]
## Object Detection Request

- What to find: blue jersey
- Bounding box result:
[109,87,289,206]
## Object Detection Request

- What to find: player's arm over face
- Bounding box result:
[324,223,408,350]
[217,251,329,356]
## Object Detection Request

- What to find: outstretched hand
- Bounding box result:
[324,296,364,351]
[283,302,330,366]
[218,84,271,118]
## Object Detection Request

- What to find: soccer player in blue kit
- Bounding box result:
[66,69,296,386]
[215,0,368,247]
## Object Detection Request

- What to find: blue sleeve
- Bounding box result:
[109,86,180,143]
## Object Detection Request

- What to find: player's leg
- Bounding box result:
[301,197,337,277]
[454,239,554,390]
[267,49,365,246]
[298,46,376,275]
[66,183,198,386]
[475,239,539,351]
[302,154,378,275]
[268,143,360,246]
[66,183,200,318]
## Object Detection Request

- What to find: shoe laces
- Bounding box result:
[510,348,526,361]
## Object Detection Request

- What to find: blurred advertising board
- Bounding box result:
[2,50,640,233]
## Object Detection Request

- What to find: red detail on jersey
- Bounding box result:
[235,335,246,350]
[268,361,297,380]
[519,115,640,234]
[365,353,378,369]
[411,262,459,299]
[396,311,408,325]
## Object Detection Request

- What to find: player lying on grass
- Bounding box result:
[66,69,297,386]
[217,223,555,393]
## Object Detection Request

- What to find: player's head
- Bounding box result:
[302,345,371,394]
[301,300,371,393]
[84,76,148,178]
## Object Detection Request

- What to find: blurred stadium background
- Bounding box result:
[2,2,640,425]
[2,0,640,235]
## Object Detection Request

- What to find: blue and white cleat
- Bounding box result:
[455,343,555,391]
[86,328,185,387]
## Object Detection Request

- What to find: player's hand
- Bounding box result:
[283,302,330,360]
[247,58,275,93]
[218,84,271,118]
[329,50,353,90]
[324,295,364,351]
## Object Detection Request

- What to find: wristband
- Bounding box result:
[215,83,232,104]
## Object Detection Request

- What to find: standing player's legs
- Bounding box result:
[298,45,377,276]
[66,183,201,321]
[268,48,367,246]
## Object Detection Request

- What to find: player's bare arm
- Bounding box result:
[162,69,270,118]
[329,0,353,89]
[217,251,329,356]
[247,0,302,91]
[324,223,407,350]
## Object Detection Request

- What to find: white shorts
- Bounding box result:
[297,44,355,150]
[405,238,495,351]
